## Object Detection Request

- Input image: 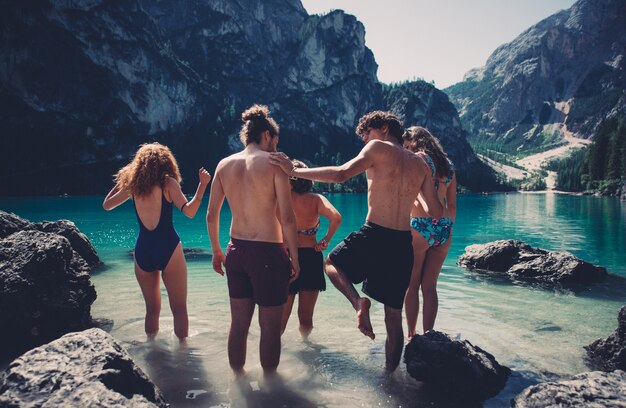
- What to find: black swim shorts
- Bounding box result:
[289,247,326,294]
[328,221,413,310]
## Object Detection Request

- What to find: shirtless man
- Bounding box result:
[270,111,442,372]
[206,104,300,375]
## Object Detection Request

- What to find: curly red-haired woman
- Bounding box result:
[103,142,211,339]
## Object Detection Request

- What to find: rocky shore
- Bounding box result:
[0,211,99,358]
[404,331,510,401]
[585,305,626,372]
[0,328,166,407]
[458,239,607,286]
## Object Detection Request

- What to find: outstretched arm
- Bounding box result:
[275,169,300,283]
[168,168,211,218]
[206,168,226,275]
[269,142,376,183]
[315,194,342,252]
[102,183,131,210]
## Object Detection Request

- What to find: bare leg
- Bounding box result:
[229,298,255,374]
[134,261,161,336]
[384,306,404,373]
[258,305,284,373]
[421,238,451,333]
[297,290,319,338]
[324,256,374,339]
[162,242,188,339]
[281,294,296,334]
[404,230,429,338]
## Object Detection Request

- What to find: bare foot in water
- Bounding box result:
[356,298,375,340]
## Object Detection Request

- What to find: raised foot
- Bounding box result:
[356,298,375,340]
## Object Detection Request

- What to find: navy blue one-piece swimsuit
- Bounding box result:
[133,194,181,272]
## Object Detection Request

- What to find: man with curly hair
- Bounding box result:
[270,111,443,372]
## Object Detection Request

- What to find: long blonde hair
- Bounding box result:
[115,143,182,197]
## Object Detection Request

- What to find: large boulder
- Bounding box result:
[0,328,166,407]
[36,220,101,267]
[585,306,626,371]
[458,240,607,285]
[0,211,35,239]
[404,330,511,401]
[511,370,626,407]
[0,230,97,357]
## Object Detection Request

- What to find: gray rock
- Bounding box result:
[0,230,97,357]
[458,240,607,285]
[36,219,101,267]
[511,370,626,407]
[585,306,626,371]
[0,328,167,407]
[0,211,35,239]
[384,81,499,191]
[446,0,626,154]
[404,330,511,401]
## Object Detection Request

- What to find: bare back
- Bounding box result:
[410,152,455,219]
[133,181,179,230]
[291,192,321,247]
[365,141,427,230]
[216,148,283,242]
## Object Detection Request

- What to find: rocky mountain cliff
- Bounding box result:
[0,0,496,194]
[384,81,496,189]
[445,0,626,155]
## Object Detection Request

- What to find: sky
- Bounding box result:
[299,0,577,88]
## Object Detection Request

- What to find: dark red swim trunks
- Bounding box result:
[224,238,292,306]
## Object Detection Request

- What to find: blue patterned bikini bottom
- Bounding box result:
[410,217,453,247]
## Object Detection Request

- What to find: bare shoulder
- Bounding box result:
[216,152,243,171]
[164,175,181,188]
[363,139,387,153]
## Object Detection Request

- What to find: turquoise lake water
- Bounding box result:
[1,193,625,407]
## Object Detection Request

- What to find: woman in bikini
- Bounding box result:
[281,160,342,338]
[402,126,457,338]
[103,143,211,339]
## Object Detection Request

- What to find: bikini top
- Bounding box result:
[133,193,174,233]
[297,219,320,236]
[422,154,454,189]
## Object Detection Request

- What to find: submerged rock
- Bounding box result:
[511,370,626,407]
[0,230,97,357]
[0,328,166,407]
[585,305,626,371]
[457,240,607,285]
[36,220,101,267]
[404,330,511,401]
[127,247,212,261]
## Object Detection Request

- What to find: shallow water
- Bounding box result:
[1,193,625,407]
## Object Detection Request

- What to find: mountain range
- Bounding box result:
[446,0,626,156]
[0,0,496,195]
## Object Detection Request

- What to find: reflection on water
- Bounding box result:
[1,193,625,407]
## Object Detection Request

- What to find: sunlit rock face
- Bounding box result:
[384,80,499,191]
[446,0,626,154]
[0,0,496,194]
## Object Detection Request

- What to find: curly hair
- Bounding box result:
[239,104,279,146]
[355,111,404,144]
[114,143,182,198]
[289,160,313,194]
[402,126,452,179]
